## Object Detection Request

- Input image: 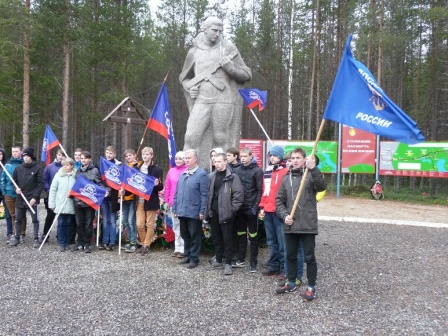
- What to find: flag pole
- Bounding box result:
[0,161,36,215]
[289,119,326,219]
[249,108,274,146]
[58,144,69,158]
[137,73,169,158]
[118,191,123,255]
[38,197,69,251]
[96,208,101,247]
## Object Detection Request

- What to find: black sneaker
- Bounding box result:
[72,245,83,252]
[250,263,257,273]
[84,245,92,253]
[275,283,297,294]
[33,239,40,249]
[261,268,280,276]
[178,258,190,265]
[108,244,115,251]
[98,244,107,250]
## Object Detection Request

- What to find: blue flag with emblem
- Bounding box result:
[323,35,425,145]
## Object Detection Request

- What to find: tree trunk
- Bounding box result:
[22,0,31,148]
[62,0,70,147]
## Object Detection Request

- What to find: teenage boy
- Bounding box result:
[206,153,243,275]
[9,148,43,248]
[275,148,326,301]
[122,149,140,253]
[1,145,27,243]
[233,147,263,272]
[136,147,163,256]
[226,147,241,171]
[99,146,121,251]
[73,148,82,171]
[259,146,290,279]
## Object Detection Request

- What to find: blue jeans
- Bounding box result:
[100,199,117,245]
[122,200,137,244]
[57,214,75,247]
[265,212,304,278]
[264,212,286,272]
[4,201,13,236]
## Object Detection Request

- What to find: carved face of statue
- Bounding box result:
[203,24,222,45]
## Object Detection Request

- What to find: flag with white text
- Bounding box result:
[147,83,177,167]
[239,88,268,111]
[323,35,425,144]
[41,125,61,166]
[69,175,106,210]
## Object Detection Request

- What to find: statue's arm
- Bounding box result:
[221,45,252,83]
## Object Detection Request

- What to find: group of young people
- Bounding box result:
[0,143,326,301]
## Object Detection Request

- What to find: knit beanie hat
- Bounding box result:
[175,151,185,160]
[268,145,284,161]
[22,147,35,160]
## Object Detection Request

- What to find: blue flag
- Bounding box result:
[41,125,61,166]
[146,82,177,167]
[121,164,155,201]
[323,35,425,145]
[239,88,268,111]
[69,175,106,211]
[99,157,123,191]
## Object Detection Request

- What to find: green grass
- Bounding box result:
[326,184,448,206]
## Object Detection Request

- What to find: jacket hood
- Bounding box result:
[0,148,6,164]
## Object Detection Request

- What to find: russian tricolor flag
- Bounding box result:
[41,125,61,166]
[146,83,177,167]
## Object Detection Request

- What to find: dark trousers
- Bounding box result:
[209,213,234,265]
[234,210,259,264]
[179,217,202,264]
[43,198,56,236]
[5,195,26,235]
[74,206,95,248]
[285,233,317,286]
[15,206,39,240]
[57,214,75,247]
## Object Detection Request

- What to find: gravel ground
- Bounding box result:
[1,208,447,335]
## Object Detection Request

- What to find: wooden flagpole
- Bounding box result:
[289,119,326,218]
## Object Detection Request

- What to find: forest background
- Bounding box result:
[0,0,446,195]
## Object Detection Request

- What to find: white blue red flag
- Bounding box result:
[99,157,123,191]
[121,164,155,201]
[41,125,61,166]
[323,35,425,144]
[69,174,106,210]
[239,88,268,111]
[147,82,177,167]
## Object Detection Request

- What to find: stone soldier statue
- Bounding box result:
[179,16,252,169]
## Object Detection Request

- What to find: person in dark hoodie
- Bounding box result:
[42,148,66,242]
[226,147,241,171]
[1,145,27,243]
[232,147,263,272]
[8,148,43,248]
[72,151,106,253]
[0,148,13,241]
